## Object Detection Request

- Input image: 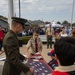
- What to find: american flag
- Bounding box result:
[28,60,53,75]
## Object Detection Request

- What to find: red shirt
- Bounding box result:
[52,71,70,75]
[54,30,59,36]
[0,30,4,41]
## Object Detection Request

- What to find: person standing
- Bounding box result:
[2,17,34,75]
[46,24,54,49]
[0,26,4,53]
[59,27,68,38]
[72,30,75,38]
[26,29,43,58]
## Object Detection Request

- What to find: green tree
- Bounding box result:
[62,20,69,24]
[72,23,75,26]
[68,23,71,26]
[57,21,61,24]
[0,15,7,20]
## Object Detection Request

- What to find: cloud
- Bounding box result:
[23,0,39,4]
[0,0,8,17]
[23,0,35,3]
[19,0,73,13]
[0,0,7,4]
[0,0,75,22]
[0,0,7,7]
[39,0,72,12]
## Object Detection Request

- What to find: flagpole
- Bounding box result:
[19,0,21,18]
[8,0,14,29]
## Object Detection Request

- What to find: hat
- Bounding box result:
[12,17,28,28]
[47,49,55,56]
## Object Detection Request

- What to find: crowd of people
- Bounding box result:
[18,27,45,37]
[0,17,75,75]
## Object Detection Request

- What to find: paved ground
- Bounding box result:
[0,44,53,63]
[0,44,53,75]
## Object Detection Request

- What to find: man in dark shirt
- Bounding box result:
[2,17,34,75]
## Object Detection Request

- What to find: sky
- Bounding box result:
[0,0,75,23]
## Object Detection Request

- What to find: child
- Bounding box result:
[47,49,58,69]
[52,37,75,75]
